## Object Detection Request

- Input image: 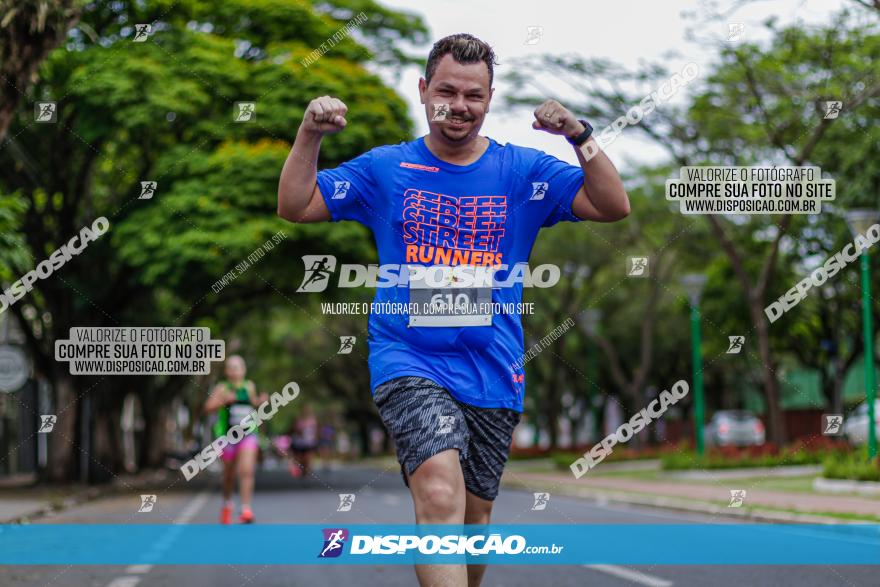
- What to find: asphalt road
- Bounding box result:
[1,460,876,587]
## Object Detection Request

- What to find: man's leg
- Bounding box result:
[374,377,470,587]
[408,449,468,587]
[463,491,494,587]
[459,406,521,587]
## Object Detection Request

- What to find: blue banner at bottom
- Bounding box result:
[1,524,878,565]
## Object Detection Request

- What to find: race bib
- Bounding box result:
[407,265,493,328]
[228,403,254,427]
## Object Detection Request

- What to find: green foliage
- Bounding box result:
[0,0,424,474]
[505,9,880,440]
[661,445,850,470]
[0,193,28,282]
[822,451,880,482]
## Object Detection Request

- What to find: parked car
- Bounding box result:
[843,400,880,445]
[705,410,765,447]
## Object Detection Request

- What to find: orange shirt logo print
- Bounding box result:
[402,188,507,267]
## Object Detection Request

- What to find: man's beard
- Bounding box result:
[440,117,477,142]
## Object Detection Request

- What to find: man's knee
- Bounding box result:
[416,478,461,517]
[465,493,493,525]
[409,452,465,520]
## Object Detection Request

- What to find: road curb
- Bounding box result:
[2,469,172,525]
[501,476,863,525]
[813,476,880,496]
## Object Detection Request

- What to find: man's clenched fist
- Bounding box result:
[301,96,348,135]
[532,99,584,140]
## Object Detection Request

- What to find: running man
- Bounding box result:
[277,34,629,586]
[204,355,268,524]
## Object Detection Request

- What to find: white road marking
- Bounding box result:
[584,564,673,587]
[108,490,210,586]
[174,490,210,524]
[123,564,152,574]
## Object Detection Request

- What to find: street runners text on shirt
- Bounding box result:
[403,191,507,267]
[321,302,535,316]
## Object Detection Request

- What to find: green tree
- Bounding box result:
[507,7,880,444]
[0,0,424,481]
[0,0,84,140]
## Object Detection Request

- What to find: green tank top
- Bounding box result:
[213,380,254,437]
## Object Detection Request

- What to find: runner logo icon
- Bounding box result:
[319,528,349,558]
[531,492,550,510]
[823,101,842,120]
[38,414,57,433]
[139,181,157,200]
[627,256,649,277]
[138,494,157,513]
[297,255,338,292]
[726,336,744,354]
[529,182,548,200]
[332,181,351,199]
[822,414,844,436]
[437,415,455,435]
[431,103,450,121]
[728,489,746,508]
[337,494,356,512]
[337,336,356,354]
[35,102,57,123]
[133,24,152,42]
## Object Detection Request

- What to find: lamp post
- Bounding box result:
[579,308,603,441]
[844,209,880,459]
[681,273,708,456]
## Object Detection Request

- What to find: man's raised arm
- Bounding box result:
[277,96,348,223]
[532,99,630,222]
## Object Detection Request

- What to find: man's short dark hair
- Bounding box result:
[425,33,497,86]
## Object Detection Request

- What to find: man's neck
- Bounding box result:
[424,134,489,166]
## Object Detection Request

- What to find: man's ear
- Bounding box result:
[418,77,428,105]
[485,86,495,114]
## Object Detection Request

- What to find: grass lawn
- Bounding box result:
[583,468,879,498]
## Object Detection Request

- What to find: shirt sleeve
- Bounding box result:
[316,149,379,227]
[530,151,585,227]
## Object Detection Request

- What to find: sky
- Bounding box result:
[370,0,850,171]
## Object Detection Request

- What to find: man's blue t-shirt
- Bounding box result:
[316,136,584,412]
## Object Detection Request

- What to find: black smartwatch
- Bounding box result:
[567,119,593,146]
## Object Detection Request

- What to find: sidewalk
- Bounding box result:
[0,469,171,524]
[501,468,880,523]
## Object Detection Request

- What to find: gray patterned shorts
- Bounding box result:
[373,376,521,501]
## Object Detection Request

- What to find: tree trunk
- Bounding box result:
[752,302,785,445]
[0,0,82,141]
[48,371,77,482]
